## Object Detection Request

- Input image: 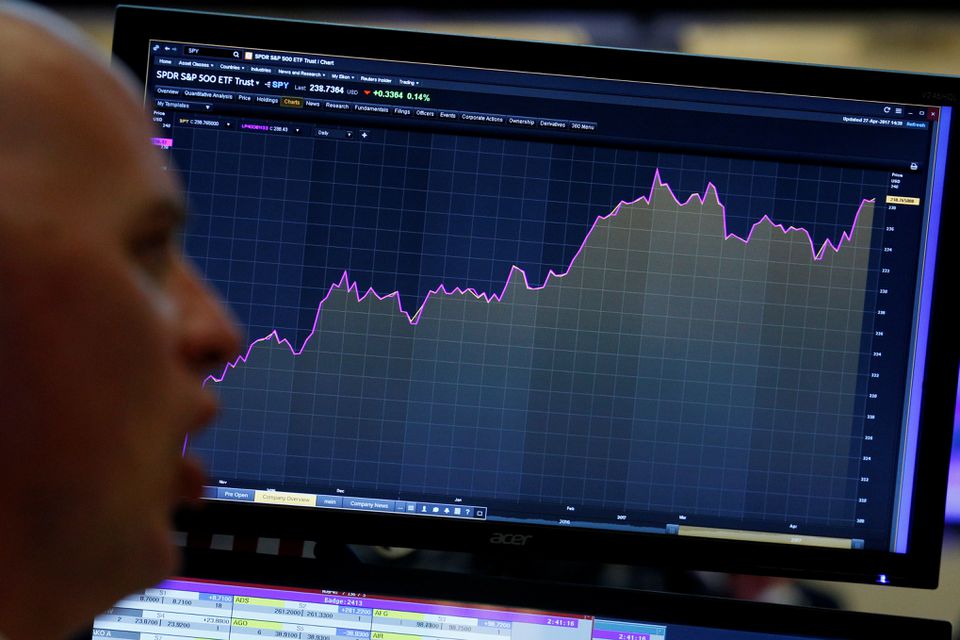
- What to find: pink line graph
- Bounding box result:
[205,169,875,386]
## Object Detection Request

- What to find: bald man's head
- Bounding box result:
[0,3,181,229]
[0,6,239,640]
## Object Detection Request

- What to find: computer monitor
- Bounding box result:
[86,549,951,640]
[112,6,960,586]
[944,378,960,524]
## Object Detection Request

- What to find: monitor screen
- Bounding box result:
[112,6,960,586]
[86,550,951,640]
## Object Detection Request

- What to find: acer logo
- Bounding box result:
[489,533,533,546]
[922,91,956,101]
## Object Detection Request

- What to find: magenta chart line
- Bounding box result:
[204,168,876,387]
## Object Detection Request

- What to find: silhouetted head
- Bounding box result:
[0,4,240,639]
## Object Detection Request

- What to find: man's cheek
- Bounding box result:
[131,266,180,325]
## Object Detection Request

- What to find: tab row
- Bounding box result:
[153,87,596,134]
[206,486,487,520]
[391,107,597,132]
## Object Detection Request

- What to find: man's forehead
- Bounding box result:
[1,5,151,149]
[0,2,105,59]
[1,9,179,198]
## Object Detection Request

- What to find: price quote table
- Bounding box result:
[92,578,669,640]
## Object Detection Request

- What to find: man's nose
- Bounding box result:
[175,260,242,377]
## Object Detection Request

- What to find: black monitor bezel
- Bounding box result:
[113,4,960,588]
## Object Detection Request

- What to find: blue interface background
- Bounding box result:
[167,121,896,531]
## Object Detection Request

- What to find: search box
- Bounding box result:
[183,46,241,60]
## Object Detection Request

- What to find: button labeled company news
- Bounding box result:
[346,498,395,512]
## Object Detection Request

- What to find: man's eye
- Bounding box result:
[131,232,176,279]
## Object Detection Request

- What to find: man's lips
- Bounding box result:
[178,392,218,505]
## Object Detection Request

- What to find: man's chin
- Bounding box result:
[121,520,183,594]
[65,518,182,638]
